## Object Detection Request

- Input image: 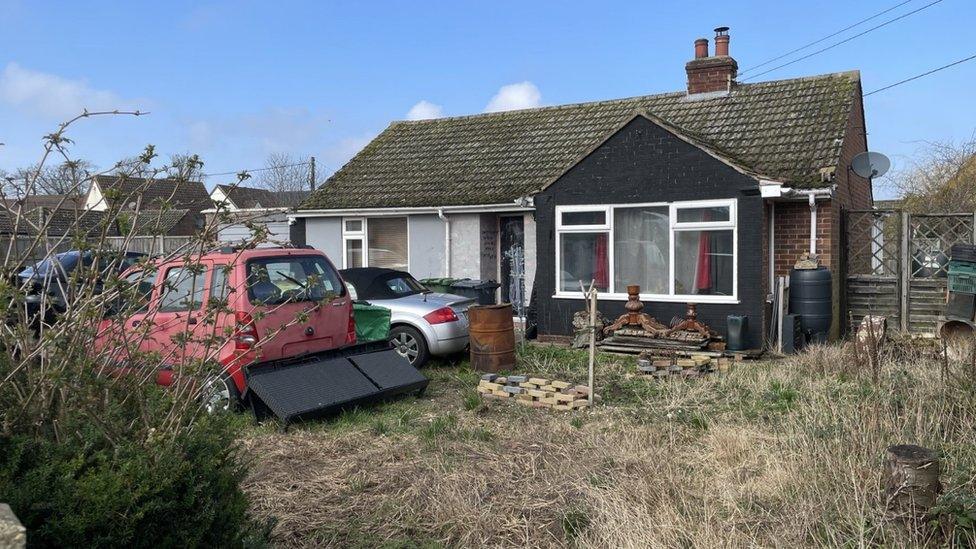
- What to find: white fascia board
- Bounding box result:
[290,202,535,219]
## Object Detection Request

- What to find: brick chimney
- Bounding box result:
[685,26,738,95]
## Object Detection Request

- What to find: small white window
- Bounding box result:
[344,219,364,233]
[341,216,408,270]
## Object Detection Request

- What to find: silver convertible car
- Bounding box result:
[339,268,474,366]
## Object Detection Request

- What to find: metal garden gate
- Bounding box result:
[844,209,976,335]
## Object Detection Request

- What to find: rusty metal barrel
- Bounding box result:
[468,303,516,372]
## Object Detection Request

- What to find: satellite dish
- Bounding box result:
[851,151,890,179]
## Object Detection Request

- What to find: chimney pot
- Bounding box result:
[714,26,730,56]
[694,38,709,59]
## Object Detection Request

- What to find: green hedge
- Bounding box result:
[0,412,269,548]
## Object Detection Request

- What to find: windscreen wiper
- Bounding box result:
[275,271,307,290]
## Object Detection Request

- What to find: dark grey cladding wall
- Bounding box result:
[533,116,765,348]
[289,217,306,246]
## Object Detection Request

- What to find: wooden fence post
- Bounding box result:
[900,211,910,333]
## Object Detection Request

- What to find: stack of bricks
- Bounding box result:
[636,354,732,380]
[477,374,591,411]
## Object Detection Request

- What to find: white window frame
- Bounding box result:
[341,217,366,269]
[554,198,738,304]
[341,216,411,271]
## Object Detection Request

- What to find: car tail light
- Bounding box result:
[423,306,458,325]
[346,305,357,345]
[234,311,259,350]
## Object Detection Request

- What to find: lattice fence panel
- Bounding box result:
[909,214,974,278]
[846,210,900,277]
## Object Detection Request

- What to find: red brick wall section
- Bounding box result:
[834,85,873,211]
[772,200,833,277]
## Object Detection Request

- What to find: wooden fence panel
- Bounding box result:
[0,236,196,267]
[844,209,974,337]
[847,276,901,332]
[908,278,948,335]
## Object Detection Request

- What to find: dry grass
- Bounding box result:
[240,341,976,548]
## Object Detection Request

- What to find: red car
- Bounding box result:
[96,247,356,412]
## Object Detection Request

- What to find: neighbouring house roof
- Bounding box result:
[120,209,192,236]
[874,199,902,210]
[214,185,311,209]
[0,207,120,237]
[2,195,85,211]
[94,175,212,212]
[275,190,310,207]
[302,71,861,210]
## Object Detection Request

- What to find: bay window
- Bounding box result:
[342,217,408,270]
[555,199,737,302]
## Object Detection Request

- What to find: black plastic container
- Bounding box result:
[726,315,749,351]
[951,243,976,264]
[790,267,832,341]
[946,292,976,321]
[450,279,501,305]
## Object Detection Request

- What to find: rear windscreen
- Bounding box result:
[246,256,345,305]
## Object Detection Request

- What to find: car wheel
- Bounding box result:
[201,371,241,413]
[390,325,430,367]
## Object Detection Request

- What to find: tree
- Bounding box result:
[3,159,96,197]
[166,152,205,182]
[255,152,318,195]
[897,137,976,213]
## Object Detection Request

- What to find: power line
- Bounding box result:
[739,0,915,76]
[741,0,944,82]
[201,161,311,179]
[864,52,976,96]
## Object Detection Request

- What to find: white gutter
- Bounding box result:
[437,207,451,276]
[289,200,535,219]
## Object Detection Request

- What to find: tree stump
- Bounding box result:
[883,444,942,520]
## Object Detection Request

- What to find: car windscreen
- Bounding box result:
[246,255,345,305]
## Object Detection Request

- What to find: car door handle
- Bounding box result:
[131,320,141,327]
[332,300,345,307]
[187,317,198,325]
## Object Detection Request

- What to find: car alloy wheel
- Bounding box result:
[393,331,420,364]
[203,375,232,414]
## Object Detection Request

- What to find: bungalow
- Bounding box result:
[84,175,213,236]
[207,184,309,245]
[291,29,873,346]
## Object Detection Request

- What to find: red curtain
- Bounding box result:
[695,210,713,291]
[594,234,609,290]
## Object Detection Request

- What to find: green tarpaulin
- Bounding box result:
[353,303,391,342]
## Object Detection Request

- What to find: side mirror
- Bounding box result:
[346,284,358,301]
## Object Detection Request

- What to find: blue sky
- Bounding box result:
[1,0,974,198]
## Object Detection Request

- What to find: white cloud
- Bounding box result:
[405,100,443,120]
[0,62,136,119]
[484,81,542,113]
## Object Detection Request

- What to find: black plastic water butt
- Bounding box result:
[789,267,832,342]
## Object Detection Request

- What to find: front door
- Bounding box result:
[499,215,525,313]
